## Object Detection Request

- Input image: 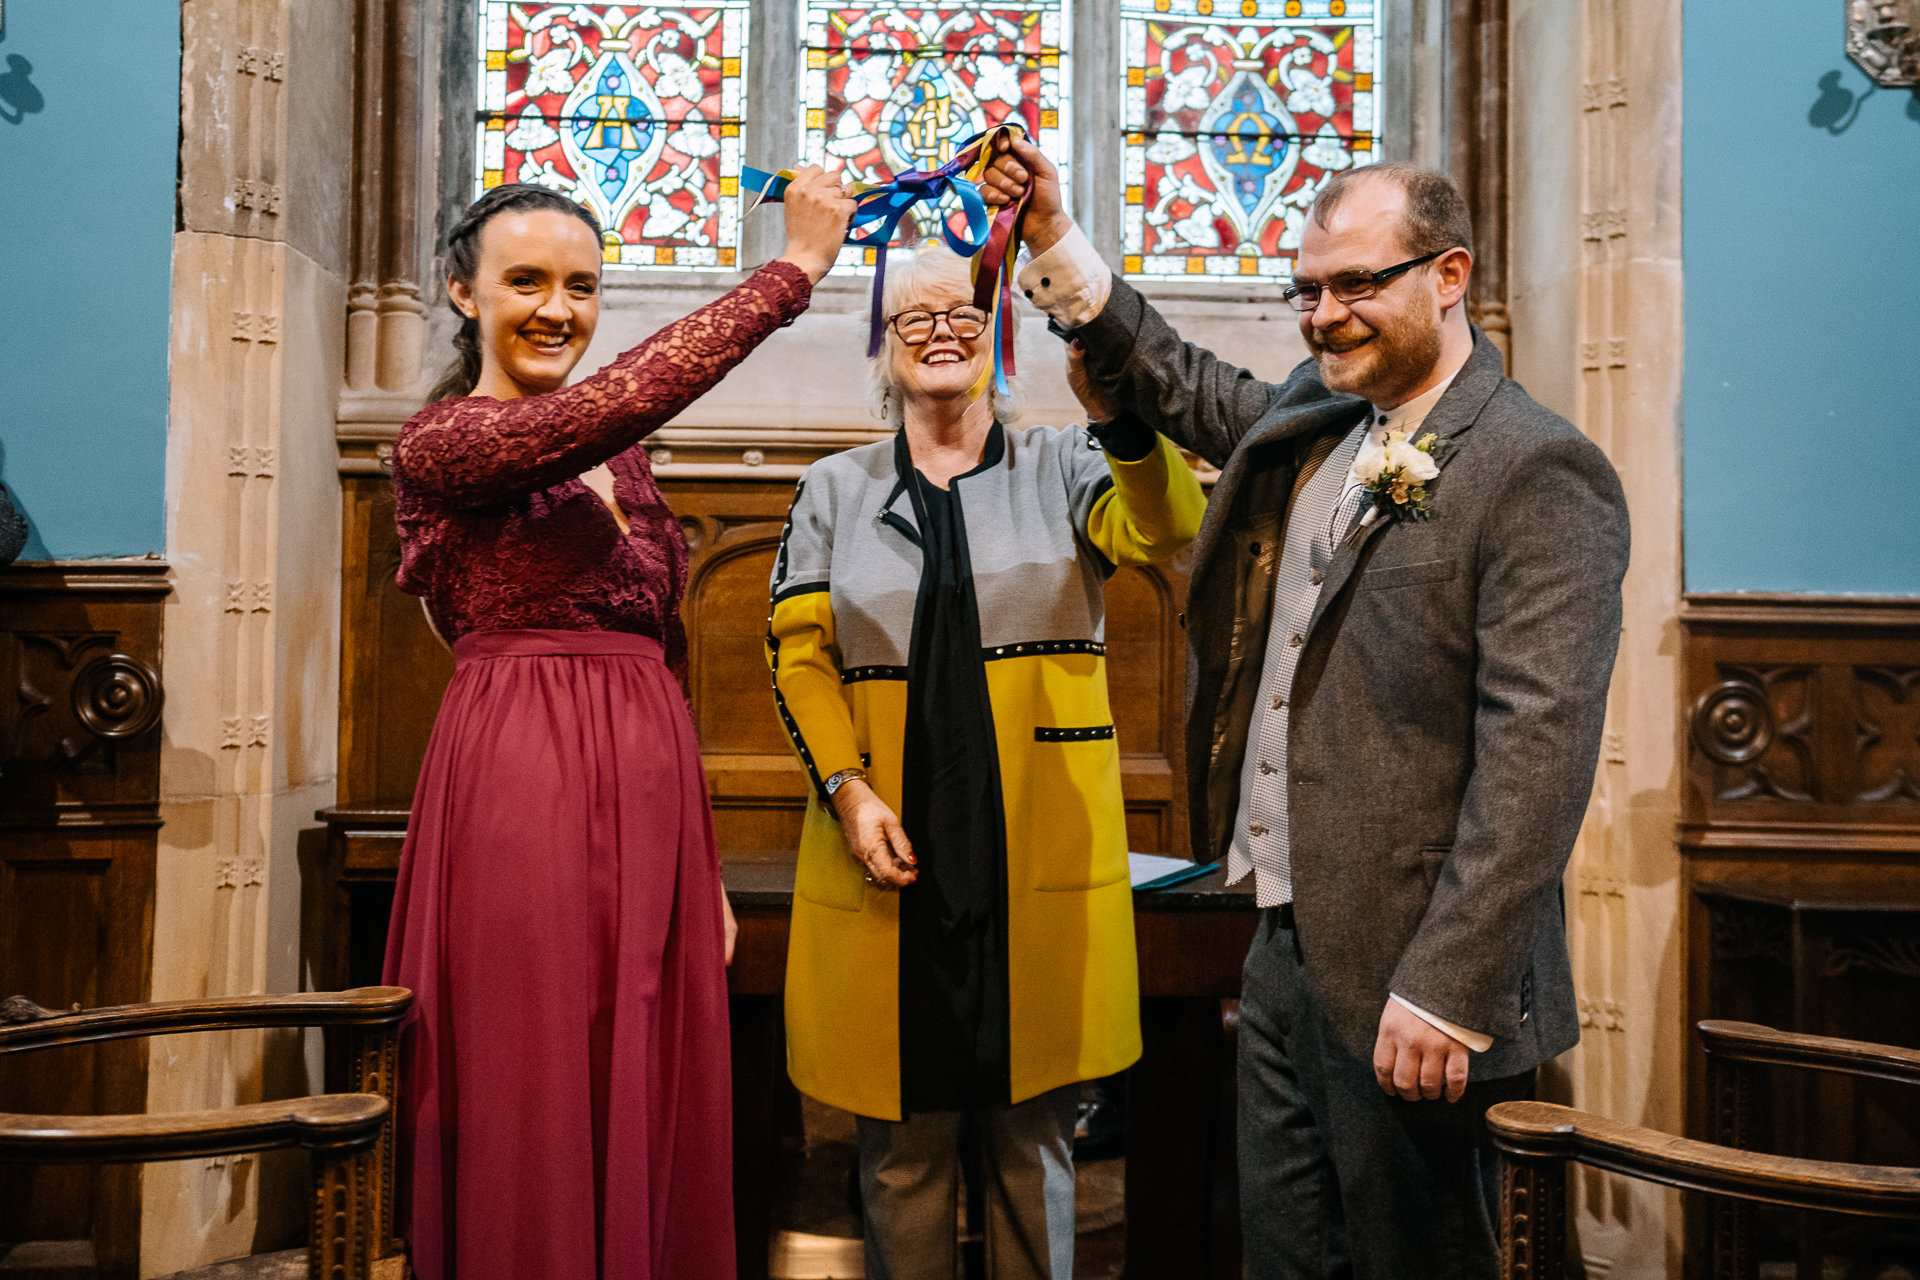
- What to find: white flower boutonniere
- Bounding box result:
[1347,430,1446,543]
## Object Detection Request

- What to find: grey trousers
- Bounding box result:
[855,1086,1079,1280]
[1239,908,1536,1280]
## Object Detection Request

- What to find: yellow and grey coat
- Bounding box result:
[766,421,1206,1119]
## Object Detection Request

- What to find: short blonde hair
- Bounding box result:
[865,240,1024,427]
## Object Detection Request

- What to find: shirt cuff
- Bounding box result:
[1015,223,1112,331]
[1390,994,1494,1053]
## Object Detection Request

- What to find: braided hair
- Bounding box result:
[426,184,604,403]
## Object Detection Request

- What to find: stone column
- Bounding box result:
[1445,0,1511,362]
[337,0,434,472]
[1511,0,1685,1274]
[148,0,355,1269]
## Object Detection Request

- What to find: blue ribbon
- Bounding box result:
[741,125,1024,391]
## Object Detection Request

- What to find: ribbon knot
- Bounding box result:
[741,122,1033,400]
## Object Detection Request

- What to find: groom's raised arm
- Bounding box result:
[986,135,1330,468]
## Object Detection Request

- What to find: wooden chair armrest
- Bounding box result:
[0,1094,389,1165]
[1488,1101,1920,1219]
[0,987,412,1054]
[1698,1020,1920,1088]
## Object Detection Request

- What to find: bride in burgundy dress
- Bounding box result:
[382,172,854,1280]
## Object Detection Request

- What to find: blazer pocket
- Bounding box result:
[1027,731,1129,891]
[1360,558,1458,591]
[1419,844,1451,892]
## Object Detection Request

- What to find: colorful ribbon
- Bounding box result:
[742,121,1033,401]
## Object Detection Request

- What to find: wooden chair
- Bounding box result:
[1488,1020,1920,1280]
[0,986,412,1280]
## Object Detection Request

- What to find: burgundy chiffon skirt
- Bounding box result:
[383,629,734,1280]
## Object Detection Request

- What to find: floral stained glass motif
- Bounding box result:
[476,1,750,271]
[1119,0,1378,282]
[800,2,1070,273]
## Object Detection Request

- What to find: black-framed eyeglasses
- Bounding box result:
[888,306,990,344]
[1281,249,1448,312]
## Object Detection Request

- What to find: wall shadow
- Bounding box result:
[1808,68,1920,133]
[1809,70,1873,134]
[0,53,43,125]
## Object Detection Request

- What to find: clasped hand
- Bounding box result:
[775,166,861,285]
[830,778,918,889]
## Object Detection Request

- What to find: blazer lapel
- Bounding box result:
[1300,329,1505,644]
[1186,393,1366,587]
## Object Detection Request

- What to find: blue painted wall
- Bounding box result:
[1683,3,1920,594]
[0,1,178,560]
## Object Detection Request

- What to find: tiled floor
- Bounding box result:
[768,1096,1125,1279]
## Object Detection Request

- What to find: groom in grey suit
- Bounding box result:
[982,146,1629,1275]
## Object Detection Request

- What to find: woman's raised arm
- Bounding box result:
[398,168,854,509]
[396,261,813,509]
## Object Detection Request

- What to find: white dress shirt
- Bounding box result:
[1014,225,1491,1054]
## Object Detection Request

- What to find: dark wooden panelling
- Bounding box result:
[338,477,455,806]
[1679,594,1920,1276]
[338,473,1195,857]
[0,561,169,1280]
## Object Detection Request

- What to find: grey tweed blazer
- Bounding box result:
[1073,280,1630,1078]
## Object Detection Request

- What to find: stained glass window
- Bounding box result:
[1119,0,1378,282]
[799,1,1070,273]
[475,1,751,271]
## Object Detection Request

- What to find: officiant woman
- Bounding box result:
[767,240,1207,1279]
[381,170,854,1280]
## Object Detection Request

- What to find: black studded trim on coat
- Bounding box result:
[981,640,1107,661]
[1033,725,1116,743]
[841,664,910,684]
[767,628,828,802]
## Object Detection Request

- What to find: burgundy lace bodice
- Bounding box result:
[392,260,813,675]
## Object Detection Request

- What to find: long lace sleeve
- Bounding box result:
[395,259,812,509]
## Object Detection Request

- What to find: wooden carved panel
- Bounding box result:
[1855,666,1920,805]
[1690,663,1815,803]
[0,561,168,1279]
[1679,595,1920,1274]
[1680,596,1920,849]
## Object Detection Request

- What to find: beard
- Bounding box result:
[1306,299,1444,407]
